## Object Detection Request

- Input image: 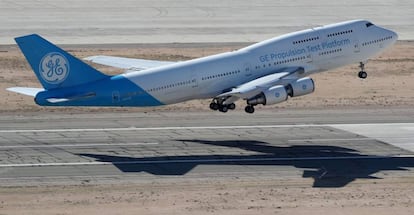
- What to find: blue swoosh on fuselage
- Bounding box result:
[35,75,164,107]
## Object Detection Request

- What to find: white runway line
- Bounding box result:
[0,142,158,149]
[1,123,413,133]
[1,155,412,168]
[289,137,414,142]
[0,124,321,133]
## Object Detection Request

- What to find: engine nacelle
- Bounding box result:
[247,85,288,106]
[285,77,315,97]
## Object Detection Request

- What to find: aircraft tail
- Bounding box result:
[15,34,108,90]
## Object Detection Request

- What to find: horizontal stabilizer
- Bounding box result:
[6,87,44,97]
[84,55,175,71]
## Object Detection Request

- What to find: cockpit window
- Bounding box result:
[366,22,374,27]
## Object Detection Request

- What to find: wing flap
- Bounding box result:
[84,55,175,71]
[217,67,304,99]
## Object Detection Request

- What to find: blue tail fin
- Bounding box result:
[15,34,108,90]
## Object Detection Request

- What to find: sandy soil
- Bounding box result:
[0,41,413,114]
[1,178,413,215]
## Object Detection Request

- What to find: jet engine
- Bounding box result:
[247,85,288,106]
[285,77,315,97]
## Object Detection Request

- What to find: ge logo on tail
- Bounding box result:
[39,52,69,84]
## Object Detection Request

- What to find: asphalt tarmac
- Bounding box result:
[0,108,413,188]
[0,0,412,44]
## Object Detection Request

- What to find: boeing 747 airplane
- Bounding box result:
[8,20,397,113]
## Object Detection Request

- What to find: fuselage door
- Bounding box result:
[190,67,198,88]
[306,53,313,63]
[306,31,321,63]
[112,91,120,103]
[244,62,252,77]
[353,39,360,53]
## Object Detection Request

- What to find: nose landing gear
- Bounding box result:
[358,62,367,79]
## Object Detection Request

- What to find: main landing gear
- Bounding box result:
[244,105,255,114]
[358,62,368,79]
[210,98,255,114]
[209,98,236,113]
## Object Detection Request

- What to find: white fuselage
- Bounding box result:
[123,20,397,105]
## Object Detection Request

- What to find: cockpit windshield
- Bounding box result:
[366,22,374,27]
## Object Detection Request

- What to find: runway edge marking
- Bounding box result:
[1,123,413,133]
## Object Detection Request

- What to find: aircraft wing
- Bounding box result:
[217,67,304,101]
[84,55,175,71]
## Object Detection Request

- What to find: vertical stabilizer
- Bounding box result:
[15,34,108,90]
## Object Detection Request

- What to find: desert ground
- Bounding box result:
[1,178,413,215]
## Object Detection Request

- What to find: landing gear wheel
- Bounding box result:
[358,62,367,79]
[219,105,228,113]
[209,102,219,111]
[358,71,367,79]
[245,105,255,114]
[227,103,236,110]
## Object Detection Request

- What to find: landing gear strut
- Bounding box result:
[358,62,367,79]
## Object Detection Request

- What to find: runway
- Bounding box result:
[0,0,413,44]
[0,108,414,187]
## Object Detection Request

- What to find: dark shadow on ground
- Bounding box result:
[78,139,414,188]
